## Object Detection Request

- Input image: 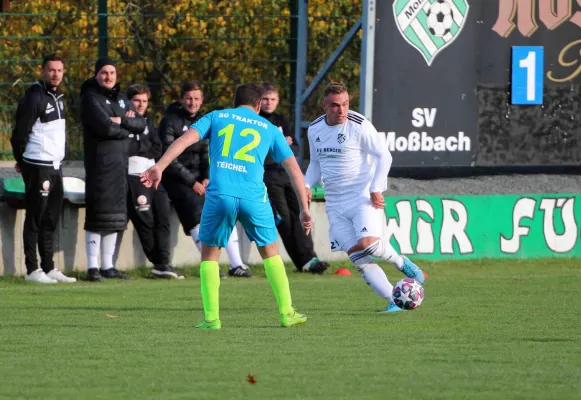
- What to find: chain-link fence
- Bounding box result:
[0,0,361,160]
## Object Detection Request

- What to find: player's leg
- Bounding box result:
[194,195,238,329]
[239,199,306,327]
[350,203,425,285]
[328,207,398,310]
[151,185,183,279]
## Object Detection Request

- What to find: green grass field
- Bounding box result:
[1,259,580,400]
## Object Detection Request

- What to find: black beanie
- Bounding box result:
[94,58,116,76]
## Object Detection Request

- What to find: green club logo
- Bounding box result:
[393,0,469,66]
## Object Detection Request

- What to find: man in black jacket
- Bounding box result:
[260,83,329,274]
[80,58,146,282]
[10,53,76,284]
[159,82,251,278]
[126,84,182,279]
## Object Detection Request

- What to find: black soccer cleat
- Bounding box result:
[228,265,255,278]
[87,268,104,282]
[100,268,133,280]
[152,264,185,280]
[307,259,329,274]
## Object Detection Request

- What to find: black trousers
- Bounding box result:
[162,176,205,235]
[127,175,171,265]
[21,162,63,274]
[265,170,317,270]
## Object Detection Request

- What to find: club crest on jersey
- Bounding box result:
[337,133,346,144]
[393,0,469,66]
[119,99,126,109]
[40,180,50,196]
[143,126,149,135]
[136,195,150,212]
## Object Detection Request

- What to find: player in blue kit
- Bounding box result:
[141,84,312,329]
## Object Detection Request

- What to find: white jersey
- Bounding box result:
[305,111,392,209]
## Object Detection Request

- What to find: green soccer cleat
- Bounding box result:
[280,310,307,328]
[195,319,222,329]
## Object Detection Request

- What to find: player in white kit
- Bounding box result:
[305,83,426,312]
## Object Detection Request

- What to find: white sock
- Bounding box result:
[86,231,101,270]
[225,228,243,269]
[364,240,404,269]
[100,232,118,270]
[349,251,394,303]
[190,225,202,252]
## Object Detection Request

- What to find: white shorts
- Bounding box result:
[327,201,384,253]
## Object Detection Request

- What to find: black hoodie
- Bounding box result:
[158,101,209,187]
[80,77,146,232]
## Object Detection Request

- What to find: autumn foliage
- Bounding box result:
[0,0,362,158]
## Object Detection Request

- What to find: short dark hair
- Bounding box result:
[126,84,151,100]
[180,81,203,98]
[261,82,278,94]
[234,84,264,107]
[42,53,64,68]
[323,82,348,98]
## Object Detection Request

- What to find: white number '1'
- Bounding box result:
[519,51,536,101]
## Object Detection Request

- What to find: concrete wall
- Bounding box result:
[0,200,366,276]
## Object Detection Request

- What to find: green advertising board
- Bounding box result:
[384,194,580,260]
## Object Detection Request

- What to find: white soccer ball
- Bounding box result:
[392,278,424,310]
[426,0,455,38]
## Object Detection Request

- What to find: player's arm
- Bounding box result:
[156,127,201,172]
[281,156,313,234]
[304,131,322,193]
[360,120,393,208]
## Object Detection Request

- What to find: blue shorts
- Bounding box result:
[198,194,278,248]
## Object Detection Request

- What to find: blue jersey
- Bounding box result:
[191,107,294,202]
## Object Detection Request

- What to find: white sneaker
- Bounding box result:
[25,269,57,284]
[46,269,77,283]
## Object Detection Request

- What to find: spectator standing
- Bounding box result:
[10,53,76,283]
[126,84,183,279]
[80,58,146,281]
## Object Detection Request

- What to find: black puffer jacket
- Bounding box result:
[259,110,298,172]
[80,77,146,232]
[158,102,209,186]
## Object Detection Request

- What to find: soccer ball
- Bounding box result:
[426,0,455,37]
[393,278,424,310]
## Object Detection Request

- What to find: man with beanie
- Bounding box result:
[159,81,252,278]
[260,83,329,274]
[80,58,146,281]
[11,53,76,283]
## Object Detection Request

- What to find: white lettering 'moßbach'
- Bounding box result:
[217,161,248,173]
[385,131,471,152]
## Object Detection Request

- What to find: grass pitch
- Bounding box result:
[0,259,580,400]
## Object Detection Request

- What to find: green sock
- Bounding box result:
[264,255,293,315]
[200,261,220,321]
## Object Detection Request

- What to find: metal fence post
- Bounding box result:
[360,0,376,121]
[294,0,308,164]
[98,0,108,59]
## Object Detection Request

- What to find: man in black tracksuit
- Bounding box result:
[80,58,146,282]
[159,82,252,278]
[10,53,76,284]
[260,83,329,274]
[126,84,182,279]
